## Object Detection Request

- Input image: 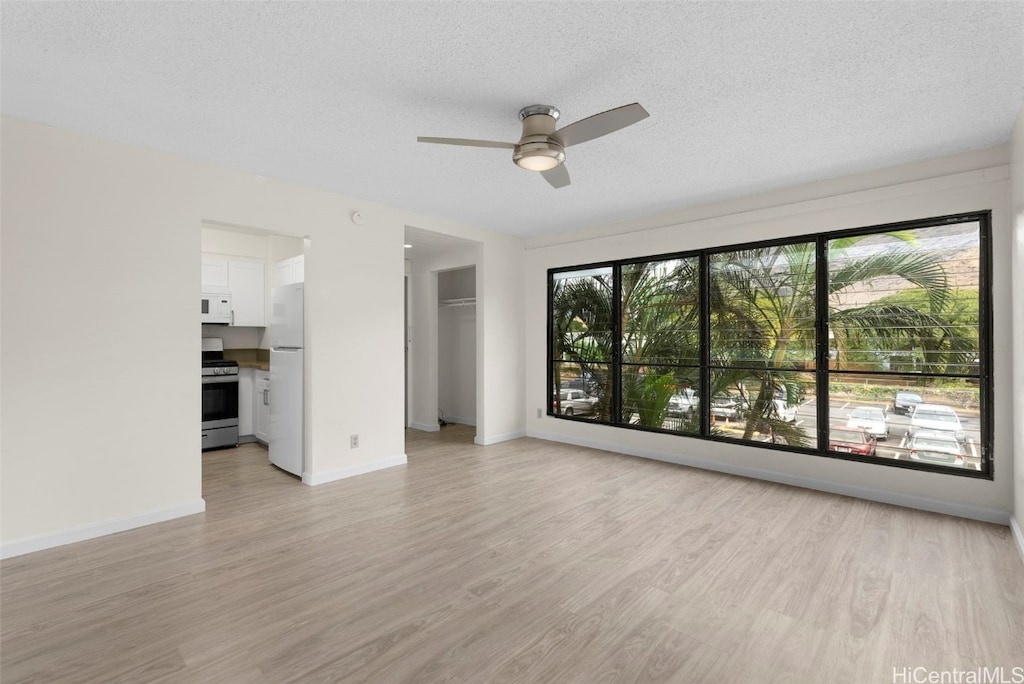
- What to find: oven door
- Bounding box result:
[202,375,239,428]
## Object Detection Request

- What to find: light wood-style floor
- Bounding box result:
[2,426,1022,683]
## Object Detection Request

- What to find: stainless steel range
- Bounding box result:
[202,338,239,450]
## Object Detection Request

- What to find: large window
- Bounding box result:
[709,242,818,448]
[620,258,700,434]
[547,213,992,477]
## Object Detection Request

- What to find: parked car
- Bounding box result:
[555,389,598,417]
[710,394,745,421]
[906,430,965,467]
[892,391,924,416]
[845,406,889,440]
[828,427,877,456]
[667,388,699,417]
[563,374,599,394]
[908,403,966,443]
[770,398,798,423]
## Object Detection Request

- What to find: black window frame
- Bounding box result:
[546,211,994,479]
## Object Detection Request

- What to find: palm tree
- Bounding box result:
[551,229,966,444]
[619,259,699,428]
[710,234,958,443]
[551,271,614,419]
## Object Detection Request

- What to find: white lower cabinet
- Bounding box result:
[237,368,253,437]
[254,372,271,443]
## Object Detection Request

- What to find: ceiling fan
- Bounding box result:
[417,102,649,189]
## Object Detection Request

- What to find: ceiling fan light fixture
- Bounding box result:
[418,101,648,189]
[513,141,565,172]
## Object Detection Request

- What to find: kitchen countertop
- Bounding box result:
[224,348,270,372]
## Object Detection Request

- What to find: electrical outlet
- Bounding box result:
[350,434,359,448]
[537,408,542,419]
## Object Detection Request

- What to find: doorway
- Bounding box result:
[437,267,476,428]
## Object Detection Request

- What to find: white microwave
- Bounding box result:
[201,290,232,325]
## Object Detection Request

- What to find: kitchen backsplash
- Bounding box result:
[222,348,270,368]
[201,325,261,349]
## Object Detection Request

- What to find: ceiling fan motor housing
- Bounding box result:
[513,105,565,171]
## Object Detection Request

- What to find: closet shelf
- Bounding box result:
[439,297,476,308]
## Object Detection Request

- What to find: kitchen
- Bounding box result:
[200,224,307,477]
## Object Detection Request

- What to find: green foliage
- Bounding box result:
[550,228,969,441]
[622,371,676,428]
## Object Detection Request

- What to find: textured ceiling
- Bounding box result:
[2,2,1023,238]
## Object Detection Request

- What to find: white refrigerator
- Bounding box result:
[269,283,304,476]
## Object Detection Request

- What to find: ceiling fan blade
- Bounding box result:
[417,136,516,149]
[551,103,649,148]
[541,164,570,189]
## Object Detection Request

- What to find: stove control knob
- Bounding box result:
[214,367,224,375]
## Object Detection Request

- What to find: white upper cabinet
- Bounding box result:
[274,255,305,288]
[228,258,266,327]
[201,254,230,288]
[201,252,266,327]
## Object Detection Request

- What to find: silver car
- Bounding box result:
[909,403,965,443]
[667,388,699,417]
[556,389,598,417]
[846,406,889,440]
[906,430,965,467]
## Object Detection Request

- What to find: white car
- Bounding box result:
[668,388,699,417]
[556,389,598,417]
[909,404,966,443]
[846,406,889,440]
[771,398,798,423]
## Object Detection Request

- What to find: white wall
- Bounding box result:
[1010,103,1024,556]
[438,267,476,300]
[267,233,304,264]
[1,119,204,553]
[201,225,267,259]
[525,147,1014,523]
[1,117,520,555]
[476,238,526,445]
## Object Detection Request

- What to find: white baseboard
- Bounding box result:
[0,499,207,560]
[409,421,440,433]
[302,454,407,486]
[474,430,526,446]
[1011,517,1024,567]
[527,430,1011,526]
[444,416,476,427]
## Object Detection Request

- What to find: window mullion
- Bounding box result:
[699,251,710,436]
[815,236,829,452]
[612,263,622,425]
